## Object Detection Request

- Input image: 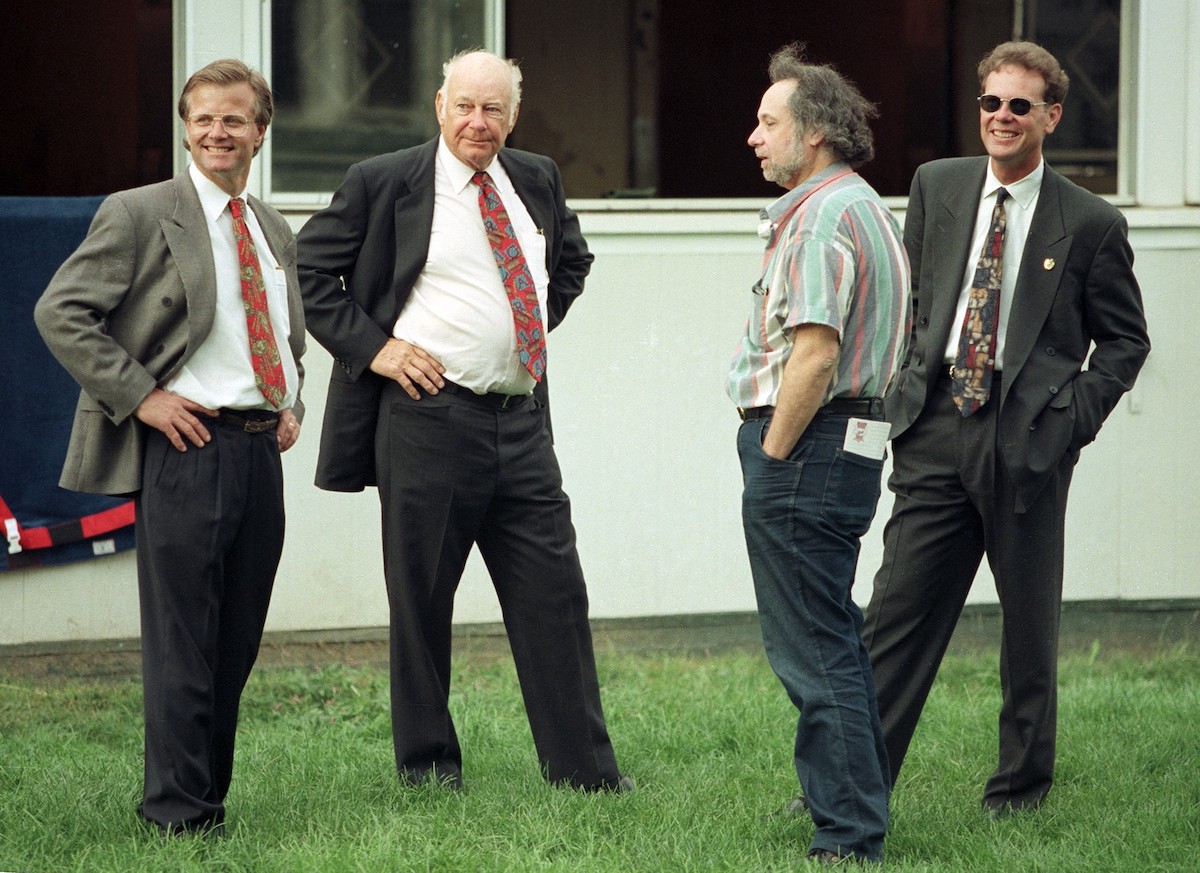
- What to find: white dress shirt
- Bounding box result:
[166,164,299,411]
[943,160,1044,371]
[392,138,550,396]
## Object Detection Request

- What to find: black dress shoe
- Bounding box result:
[401,764,464,790]
[578,774,636,793]
[983,797,1042,821]
[139,808,227,840]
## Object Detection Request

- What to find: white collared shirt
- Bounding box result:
[391,138,550,396]
[942,160,1044,370]
[165,163,299,410]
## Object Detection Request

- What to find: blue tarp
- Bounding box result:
[0,196,137,571]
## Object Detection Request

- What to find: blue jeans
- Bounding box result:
[738,411,890,861]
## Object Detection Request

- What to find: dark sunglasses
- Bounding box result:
[977,94,1048,116]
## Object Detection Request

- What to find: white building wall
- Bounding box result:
[1,0,1196,646]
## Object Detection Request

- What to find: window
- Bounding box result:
[266,0,1123,201]
[269,0,497,195]
[1022,0,1121,194]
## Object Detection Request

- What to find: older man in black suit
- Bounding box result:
[297,50,630,793]
[862,41,1150,818]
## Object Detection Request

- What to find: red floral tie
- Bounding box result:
[229,197,286,408]
[471,171,546,381]
[952,188,1008,416]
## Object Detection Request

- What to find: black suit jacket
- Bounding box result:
[889,157,1150,511]
[297,137,593,491]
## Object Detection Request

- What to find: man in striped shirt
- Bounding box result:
[727,43,910,866]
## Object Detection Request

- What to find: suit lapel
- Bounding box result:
[393,139,437,288]
[159,172,217,359]
[999,168,1071,400]
[248,193,293,266]
[499,151,554,268]
[927,161,985,354]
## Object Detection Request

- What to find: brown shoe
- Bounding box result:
[783,794,810,815]
[806,848,858,866]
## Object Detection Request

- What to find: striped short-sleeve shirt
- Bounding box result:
[726,163,911,410]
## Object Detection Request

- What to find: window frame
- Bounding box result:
[179,0,1142,210]
[257,0,507,211]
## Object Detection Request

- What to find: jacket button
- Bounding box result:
[1046,347,1056,355]
[1049,386,1059,395]
[919,316,929,326]
[162,297,173,307]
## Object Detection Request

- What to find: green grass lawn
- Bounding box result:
[1,645,1197,871]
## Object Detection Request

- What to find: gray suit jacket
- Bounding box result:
[890,157,1150,511]
[297,138,593,492]
[35,170,306,496]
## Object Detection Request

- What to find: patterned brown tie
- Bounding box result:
[471,171,546,381]
[952,188,1008,416]
[229,197,286,408]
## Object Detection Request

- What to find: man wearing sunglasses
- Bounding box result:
[862,41,1149,818]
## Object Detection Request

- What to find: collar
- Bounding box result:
[437,137,509,194]
[758,161,854,239]
[763,161,853,223]
[188,163,247,222]
[984,158,1043,211]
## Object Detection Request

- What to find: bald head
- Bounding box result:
[435,51,523,170]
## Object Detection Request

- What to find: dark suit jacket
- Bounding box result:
[889,157,1150,511]
[297,137,593,492]
[34,171,306,496]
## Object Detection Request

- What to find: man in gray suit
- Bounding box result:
[297,50,630,792]
[862,41,1149,818]
[35,59,305,836]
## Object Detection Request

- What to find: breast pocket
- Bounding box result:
[271,268,292,336]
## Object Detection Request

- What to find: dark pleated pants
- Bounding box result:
[375,380,621,789]
[863,375,1074,810]
[135,414,283,830]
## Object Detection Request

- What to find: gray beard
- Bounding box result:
[763,146,809,187]
[763,161,800,186]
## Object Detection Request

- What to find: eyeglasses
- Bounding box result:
[977,94,1048,116]
[186,114,253,135]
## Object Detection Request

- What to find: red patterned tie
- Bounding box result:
[952,188,1008,416]
[229,197,286,408]
[471,171,546,381]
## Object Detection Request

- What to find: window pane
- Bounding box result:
[265,0,1122,200]
[271,0,488,193]
[1024,0,1121,194]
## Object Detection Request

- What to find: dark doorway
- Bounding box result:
[2,0,173,196]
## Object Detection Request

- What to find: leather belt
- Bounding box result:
[738,406,773,421]
[826,396,885,416]
[218,408,279,433]
[738,396,884,421]
[438,379,530,410]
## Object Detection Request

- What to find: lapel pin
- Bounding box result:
[1043,257,1055,271]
